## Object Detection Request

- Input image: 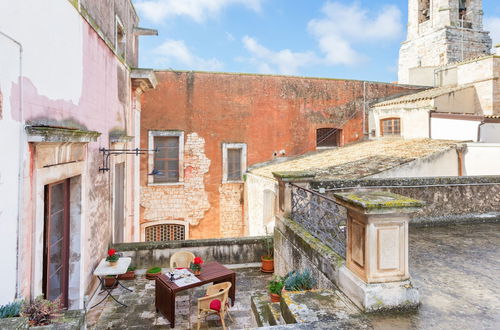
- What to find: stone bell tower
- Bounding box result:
[398,0,492,84]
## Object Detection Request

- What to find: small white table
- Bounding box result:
[91,257,132,308]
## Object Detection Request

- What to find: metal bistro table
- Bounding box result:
[91,257,132,308]
[155,261,236,328]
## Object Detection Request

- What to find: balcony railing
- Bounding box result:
[290,183,347,258]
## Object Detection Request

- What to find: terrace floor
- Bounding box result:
[87,222,500,329]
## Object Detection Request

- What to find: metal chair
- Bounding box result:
[169,251,195,269]
[197,282,232,330]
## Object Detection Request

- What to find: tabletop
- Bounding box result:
[93,257,131,276]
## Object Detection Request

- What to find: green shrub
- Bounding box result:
[284,269,316,291]
[268,276,284,295]
[147,267,162,274]
[127,266,137,272]
[0,300,22,318]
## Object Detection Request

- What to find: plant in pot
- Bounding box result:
[118,266,137,280]
[261,229,274,273]
[189,257,204,275]
[268,276,284,303]
[20,296,61,327]
[104,275,117,288]
[145,267,162,280]
[283,269,316,292]
[106,248,119,266]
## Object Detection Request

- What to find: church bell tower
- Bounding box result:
[398,0,492,84]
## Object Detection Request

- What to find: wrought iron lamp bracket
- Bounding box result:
[99,147,157,172]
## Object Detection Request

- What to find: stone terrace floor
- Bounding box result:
[87,222,500,329]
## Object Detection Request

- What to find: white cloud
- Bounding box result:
[154,39,223,71]
[242,36,318,75]
[485,16,500,46]
[135,0,263,23]
[308,1,403,65]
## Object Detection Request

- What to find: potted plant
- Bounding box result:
[106,249,119,266]
[20,296,61,327]
[283,269,316,291]
[189,257,204,275]
[261,229,274,273]
[118,266,137,280]
[145,267,162,280]
[104,275,117,288]
[268,276,284,303]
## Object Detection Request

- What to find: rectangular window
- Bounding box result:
[316,128,342,148]
[223,143,247,183]
[115,16,126,58]
[148,131,184,185]
[381,118,401,136]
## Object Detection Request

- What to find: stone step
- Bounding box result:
[251,293,276,327]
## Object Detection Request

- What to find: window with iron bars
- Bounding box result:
[145,224,185,242]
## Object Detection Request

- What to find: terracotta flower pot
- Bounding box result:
[118,271,136,280]
[261,256,274,273]
[269,293,280,303]
[146,272,162,280]
[108,261,118,267]
[193,269,201,276]
[104,277,117,288]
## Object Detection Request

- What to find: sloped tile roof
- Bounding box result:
[249,139,459,180]
[372,85,473,107]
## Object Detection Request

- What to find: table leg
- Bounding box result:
[117,279,133,292]
[90,276,129,309]
[230,273,236,306]
[167,289,176,328]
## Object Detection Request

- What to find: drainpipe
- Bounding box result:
[363,81,367,138]
[0,30,24,300]
[477,119,485,142]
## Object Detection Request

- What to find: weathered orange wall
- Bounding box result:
[140,71,423,239]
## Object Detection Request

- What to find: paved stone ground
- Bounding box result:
[87,223,499,329]
[369,222,500,330]
[86,266,271,329]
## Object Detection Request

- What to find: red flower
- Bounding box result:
[108,249,116,256]
[193,257,204,265]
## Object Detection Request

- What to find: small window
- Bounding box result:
[145,224,185,242]
[115,16,126,58]
[223,143,247,183]
[419,0,430,23]
[148,131,184,185]
[381,118,401,136]
[316,128,341,148]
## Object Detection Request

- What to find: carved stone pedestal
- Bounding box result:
[333,191,424,312]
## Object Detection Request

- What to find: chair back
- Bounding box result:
[170,251,195,269]
[200,282,232,311]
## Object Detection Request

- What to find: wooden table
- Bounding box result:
[91,257,132,308]
[155,262,236,328]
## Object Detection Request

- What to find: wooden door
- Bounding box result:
[43,179,70,308]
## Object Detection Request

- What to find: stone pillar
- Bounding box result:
[333,191,424,312]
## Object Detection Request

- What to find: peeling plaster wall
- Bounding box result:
[140,71,424,239]
[0,0,139,307]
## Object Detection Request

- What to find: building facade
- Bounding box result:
[0,0,155,308]
[139,71,424,240]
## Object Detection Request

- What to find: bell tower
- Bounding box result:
[398,0,492,84]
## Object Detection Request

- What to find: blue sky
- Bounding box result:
[133,0,500,83]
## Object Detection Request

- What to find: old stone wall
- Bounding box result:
[140,71,424,240]
[113,236,268,269]
[313,176,500,225]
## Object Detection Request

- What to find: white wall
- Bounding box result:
[480,123,500,143]
[369,148,459,178]
[245,173,278,236]
[370,107,430,139]
[431,118,480,141]
[0,33,23,306]
[463,143,500,175]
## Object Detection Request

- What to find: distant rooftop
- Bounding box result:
[372,85,473,107]
[249,139,459,181]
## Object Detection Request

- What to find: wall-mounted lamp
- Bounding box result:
[99,147,157,172]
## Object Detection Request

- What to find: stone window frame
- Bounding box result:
[141,220,189,242]
[380,117,402,137]
[148,130,184,186]
[222,143,247,184]
[316,127,343,149]
[115,15,126,59]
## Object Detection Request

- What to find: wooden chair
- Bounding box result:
[169,251,195,269]
[197,282,232,330]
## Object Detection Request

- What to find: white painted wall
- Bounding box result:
[463,143,500,175]
[480,123,500,143]
[245,173,278,236]
[431,118,480,141]
[370,107,430,139]
[369,148,459,178]
[0,33,23,306]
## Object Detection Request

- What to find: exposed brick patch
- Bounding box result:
[219,183,244,238]
[140,133,210,230]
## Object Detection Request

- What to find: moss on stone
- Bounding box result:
[334,191,425,210]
